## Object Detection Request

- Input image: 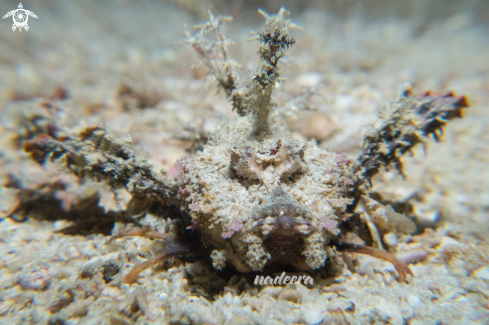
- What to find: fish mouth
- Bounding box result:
[263,232,306,265]
[250,187,315,237]
[253,215,314,266]
[248,186,318,267]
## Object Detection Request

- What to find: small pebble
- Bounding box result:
[407,294,422,308]
[295,72,322,87]
[455,295,469,303]
[224,292,233,305]
[159,293,168,301]
[18,269,51,291]
[299,111,335,141]
[410,320,423,325]
[383,232,398,248]
[436,237,467,251]
[473,266,489,280]
[0,301,12,316]
[101,287,123,299]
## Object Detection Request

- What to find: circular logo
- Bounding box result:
[13,9,28,27]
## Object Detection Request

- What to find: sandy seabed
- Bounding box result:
[0,1,488,324]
